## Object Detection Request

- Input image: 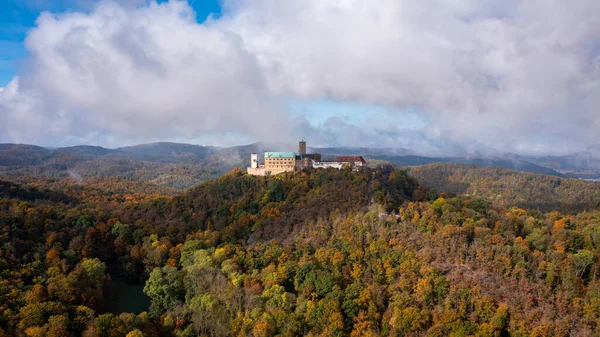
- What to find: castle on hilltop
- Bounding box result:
[247,140,366,176]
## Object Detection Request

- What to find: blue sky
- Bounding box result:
[0,0,222,86]
[287,99,427,130]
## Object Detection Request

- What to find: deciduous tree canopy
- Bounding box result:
[1,166,600,336]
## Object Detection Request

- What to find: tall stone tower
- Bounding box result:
[251,153,258,168]
[298,140,307,155]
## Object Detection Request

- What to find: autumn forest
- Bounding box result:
[2,163,600,337]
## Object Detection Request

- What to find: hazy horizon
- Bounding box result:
[4,139,600,160]
[1,0,599,155]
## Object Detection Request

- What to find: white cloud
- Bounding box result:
[1,1,287,146]
[220,0,600,153]
[1,0,599,154]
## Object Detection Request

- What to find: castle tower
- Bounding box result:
[298,140,307,155]
[251,153,258,168]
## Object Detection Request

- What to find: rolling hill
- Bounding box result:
[408,163,600,212]
[374,154,563,176]
[3,164,600,336]
[0,142,570,192]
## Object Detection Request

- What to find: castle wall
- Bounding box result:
[247,167,268,176]
[312,160,365,170]
[312,161,345,169]
[267,167,294,175]
[295,158,312,170]
[247,167,293,176]
[265,156,295,173]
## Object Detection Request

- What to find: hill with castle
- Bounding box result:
[247,140,366,176]
[2,159,600,335]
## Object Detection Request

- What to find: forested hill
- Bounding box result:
[0,144,234,190]
[0,142,568,191]
[123,167,422,243]
[371,155,563,177]
[408,163,600,211]
[0,167,422,335]
[0,180,72,203]
[4,167,600,335]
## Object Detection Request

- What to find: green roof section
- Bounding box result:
[265,152,296,158]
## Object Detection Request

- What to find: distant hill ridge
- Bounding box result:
[0,141,564,174]
[409,163,600,212]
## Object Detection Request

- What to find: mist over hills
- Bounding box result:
[409,163,600,212]
[526,152,600,176]
[5,140,598,213]
[3,141,597,191]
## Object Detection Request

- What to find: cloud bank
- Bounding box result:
[1,0,600,154]
[1,1,286,146]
